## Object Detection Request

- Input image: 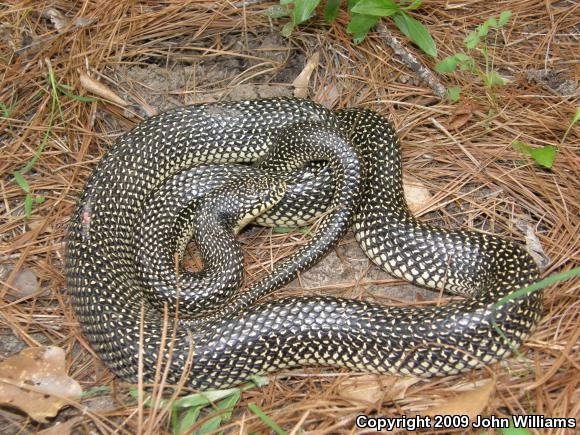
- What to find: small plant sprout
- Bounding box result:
[11,60,95,219]
[130,375,270,434]
[267,0,437,57]
[510,107,579,169]
[436,10,512,101]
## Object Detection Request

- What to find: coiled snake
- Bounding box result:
[66,98,541,390]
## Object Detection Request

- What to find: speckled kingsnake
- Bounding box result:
[65,97,541,390]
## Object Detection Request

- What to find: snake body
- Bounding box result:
[66,97,541,390]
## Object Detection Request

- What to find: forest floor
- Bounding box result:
[0,1,578,433]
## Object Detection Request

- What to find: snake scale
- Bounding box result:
[65,97,542,390]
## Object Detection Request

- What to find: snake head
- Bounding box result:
[232,176,287,234]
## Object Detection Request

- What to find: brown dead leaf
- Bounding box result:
[516,220,550,272]
[420,380,495,420]
[38,417,81,435]
[42,8,69,33]
[12,268,40,298]
[0,347,82,422]
[293,52,320,98]
[339,374,419,405]
[28,219,55,234]
[447,100,478,130]
[79,71,129,106]
[403,175,433,213]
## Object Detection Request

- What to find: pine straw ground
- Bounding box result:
[0,1,579,434]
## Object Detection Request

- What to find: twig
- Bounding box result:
[377,22,447,99]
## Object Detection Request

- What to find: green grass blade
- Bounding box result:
[560,106,580,145]
[198,390,242,434]
[493,267,580,309]
[248,403,286,435]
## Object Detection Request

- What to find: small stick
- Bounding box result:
[377,22,447,99]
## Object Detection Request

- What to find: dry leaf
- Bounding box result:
[79,72,129,106]
[403,175,433,213]
[0,347,82,422]
[447,100,477,130]
[38,417,81,435]
[516,220,550,272]
[293,52,320,98]
[28,219,55,234]
[339,374,419,405]
[317,83,340,108]
[420,380,495,420]
[42,8,69,33]
[12,268,40,298]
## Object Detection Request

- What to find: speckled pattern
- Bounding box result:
[65,97,542,390]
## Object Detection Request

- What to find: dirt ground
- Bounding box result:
[0,1,579,434]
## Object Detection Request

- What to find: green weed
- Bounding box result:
[248,402,287,435]
[510,107,578,168]
[266,0,436,57]
[436,10,512,101]
[131,375,270,434]
[12,61,94,219]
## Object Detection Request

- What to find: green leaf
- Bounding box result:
[273,226,294,234]
[265,4,291,19]
[511,140,532,154]
[350,0,400,17]
[435,53,472,73]
[173,388,239,409]
[477,19,492,38]
[24,194,33,218]
[248,403,286,435]
[198,390,242,434]
[292,0,320,24]
[347,12,378,43]
[217,390,241,421]
[529,145,557,168]
[464,30,480,49]
[0,101,12,117]
[458,56,475,71]
[324,0,341,22]
[175,405,203,435]
[13,171,30,193]
[499,424,532,435]
[435,55,459,73]
[511,141,557,168]
[402,0,422,10]
[485,70,506,87]
[497,10,512,27]
[35,195,45,204]
[248,374,270,387]
[392,12,437,57]
[447,86,461,102]
[281,21,295,36]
